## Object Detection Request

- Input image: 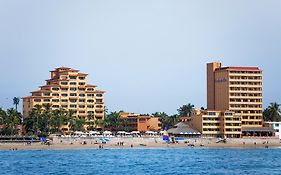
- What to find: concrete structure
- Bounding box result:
[265,122,281,139]
[207,62,263,129]
[119,112,162,132]
[22,67,105,132]
[187,110,242,138]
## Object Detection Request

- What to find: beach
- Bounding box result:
[1,137,281,150]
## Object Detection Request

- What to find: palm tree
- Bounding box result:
[13,97,20,112]
[263,102,281,122]
[5,108,21,135]
[177,103,195,117]
[105,111,122,131]
[86,113,95,131]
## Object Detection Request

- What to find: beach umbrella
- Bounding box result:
[103,131,112,135]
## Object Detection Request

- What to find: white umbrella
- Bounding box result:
[131,131,140,134]
[103,131,112,135]
[117,131,126,134]
[89,131,100,135]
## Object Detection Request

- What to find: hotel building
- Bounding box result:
[119,112,162,132]
[188,110,242,138]
[22,67,105,131]
[207,62,263,130]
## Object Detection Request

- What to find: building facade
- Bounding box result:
[207,62,263,128]
[187,110,242,138]
[22,67,105,132]
[119,112,162,132]
[265,122,281,139]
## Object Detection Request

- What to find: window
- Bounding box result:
[69,76,77,80]
[87,88,94,91]
[52,93,59,97]
[52,105,59,108]
[44,99,50,102]
[44,93,50,96]
[87,99,94,103]
[61,82,68,85]
[34,99,41,102]
[96,94,103,97]
[61,94,68,97]
[52,87,59,91]
[70,88,77,91]
[79,94,85,97]
[70,105,77,108]
[79,105,85,108]
[79,76,85,80]
[79,99,85,102]
[61,88,68,91]
[79,82,85,86]
[52,99,59,102]
[208,112,216,116]
[61,105,68,108]
[70,93,77,96]
[70,82,76,85]
[61,99,68,102]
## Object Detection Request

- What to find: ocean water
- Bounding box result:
[1,148,281,175]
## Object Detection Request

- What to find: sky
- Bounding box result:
[0,0,281,115]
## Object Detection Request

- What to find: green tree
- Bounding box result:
[13,97,20,112]
[177,103,195,117]
[4,108,21,135]
[104,111,122,131]
[263,102,281,122]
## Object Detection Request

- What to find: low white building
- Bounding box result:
[266,122,281,139]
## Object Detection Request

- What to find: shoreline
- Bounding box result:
[1,137,281,150]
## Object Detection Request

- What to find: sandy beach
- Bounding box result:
[1,137,281,150]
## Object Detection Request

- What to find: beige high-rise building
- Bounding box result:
[207,62,263,129]
[188,110,242,138]
[22,67,105,131]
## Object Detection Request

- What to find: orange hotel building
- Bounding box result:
[22,67,105,132]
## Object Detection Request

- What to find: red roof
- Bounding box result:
[217,66,261,71]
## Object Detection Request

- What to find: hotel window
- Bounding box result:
[61,82,68,85]
[52,105,59,108]
[61,99,68,102]
[34,99,41,102]
[79,94,85,97]
[79,82,85,85]
[44,99,50,102]
[61,94,68,97]
[52,99,59,102]
[44,93,50,96]
[78,88,85,91]
[79,99,85,102]
[79,111,86,114]
[69,76,77,80]
[96,105,103,108]
[70,88,77,91]
[52,87,59,91]
[61,88,68,91]
[61,105,68,108]
[70,93,77,96]
[208,112,216,116]
[87,99,94,103]
[87,105,94,108]
[70,82,76,85]
[96,94,103,97]
[87,111,94,114]
[87,94,94,97]
[70,99,77,103]
[79,76,85,80]
[87,88,94,91]
[79,105,85,108]
[70,105,77,108]
[52,93,59,97]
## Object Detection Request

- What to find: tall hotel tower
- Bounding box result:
[22,67,105,130]
[207,62,263,128]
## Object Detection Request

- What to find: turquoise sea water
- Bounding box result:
[1,148,281,175]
